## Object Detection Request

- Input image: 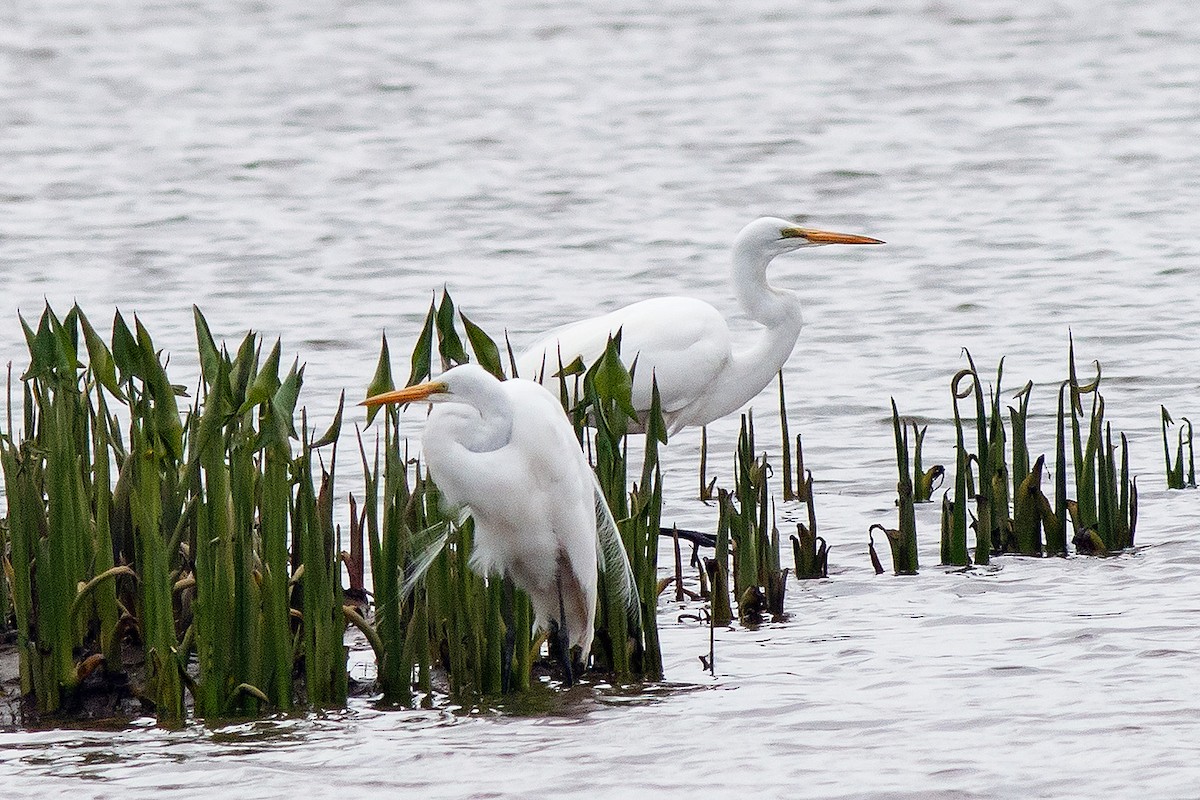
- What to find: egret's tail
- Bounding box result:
[592,477,641,618]
[400,522,451,602]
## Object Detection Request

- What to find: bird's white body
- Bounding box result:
[517,217,882,434]
[401,365,634,657]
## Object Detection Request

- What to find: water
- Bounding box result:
[3,0,1200,796]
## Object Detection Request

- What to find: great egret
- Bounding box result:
[361,363,637,683]
[517,217,883,434]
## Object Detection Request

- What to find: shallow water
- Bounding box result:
[3,0,1200,796]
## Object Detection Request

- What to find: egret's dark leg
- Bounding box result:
[553,575,574,687]
[500,579,516,694]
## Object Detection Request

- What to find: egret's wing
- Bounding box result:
[518,297,731,419]
[515,317,611,383]
[399,521,451,602]
[593,476,640,617]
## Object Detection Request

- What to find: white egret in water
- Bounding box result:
[361,363,637,685]
[517,217,883,434]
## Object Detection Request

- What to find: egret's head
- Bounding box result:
[361,364,495,408]
[738,216,884,255]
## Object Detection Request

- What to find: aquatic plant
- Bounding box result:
[0,304,347,722]
[710,412,788,621]
[1064,339,1137,552]
[941,370,975,565]
[951,356,1005,563]
[789,435,828,580]
[778,373,797,502]
[1161,406,1196,489]
[188,313,348,717]
[575,332,663,679]
[873,399,919,574]
[909,422,945,504]
[926,340,1137,565]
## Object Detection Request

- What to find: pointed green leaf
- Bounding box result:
[504,331,520,379]
[435,290,469,368]
[229,331,259,408]
[193,306,221,389]
[238,338,282,414]
[111,310,140,384]
[365,333,394,426]
[135,317,184,460]
[554,355,586,378]
[407,302,435,387]
[588,331,638,422]
[271,358,304,438]
[18,312,51,380]
[461,312,505,380]
[76,305,124,401]
[56,304,81,372]
[311,391,345,448]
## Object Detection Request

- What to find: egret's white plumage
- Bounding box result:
[517,217,883,434]
[362,363,636,658]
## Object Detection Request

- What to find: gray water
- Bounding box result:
[3,0,1200,796]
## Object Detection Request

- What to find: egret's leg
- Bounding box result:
[500,579,516,694]
[552,575,574,687]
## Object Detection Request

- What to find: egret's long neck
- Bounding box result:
[458,385,514,453]
[432,383,514,455]
[731,238,800,328]
[696,241,805,424]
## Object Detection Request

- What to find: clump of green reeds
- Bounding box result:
[775,375,827,580]
[1062,340,1137,553]
[928,338,1137,566]
[909,422,945,503]
[788,434,828,580]
[870,399,920,575]
[938,354,1047,562]
[1161,406,1196,489]
[707,411,787,622]
[189,311,348,716]
[872,408,943,573]
[0,304,347,722]
[351,291,663,703]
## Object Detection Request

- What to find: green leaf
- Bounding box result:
[193,306,221,389]
[76,305,124,401]
[311,391,345,448]
[272,358,304,434]
[111,310,140,384]
[56,304,82,373]
[435,290,469,368]
[34,306,68,378]
[461,312,505,380]
[229,331,259,408]
[588,331,638,423]
[504,332,520,379]
[189,353,232,465]
[18,312,52,381]
[645,377,668,446]
[365,333,394,426]
[554,355,586,378]
[135,317,184,460]
[238,338,282,415]
[407,302,435,387]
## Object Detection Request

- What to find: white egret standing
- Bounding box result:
[361,363,637,684]
[517,217,883,434]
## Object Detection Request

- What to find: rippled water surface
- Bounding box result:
[3,0,1200,796]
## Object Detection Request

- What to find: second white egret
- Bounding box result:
[517,217,883,434]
